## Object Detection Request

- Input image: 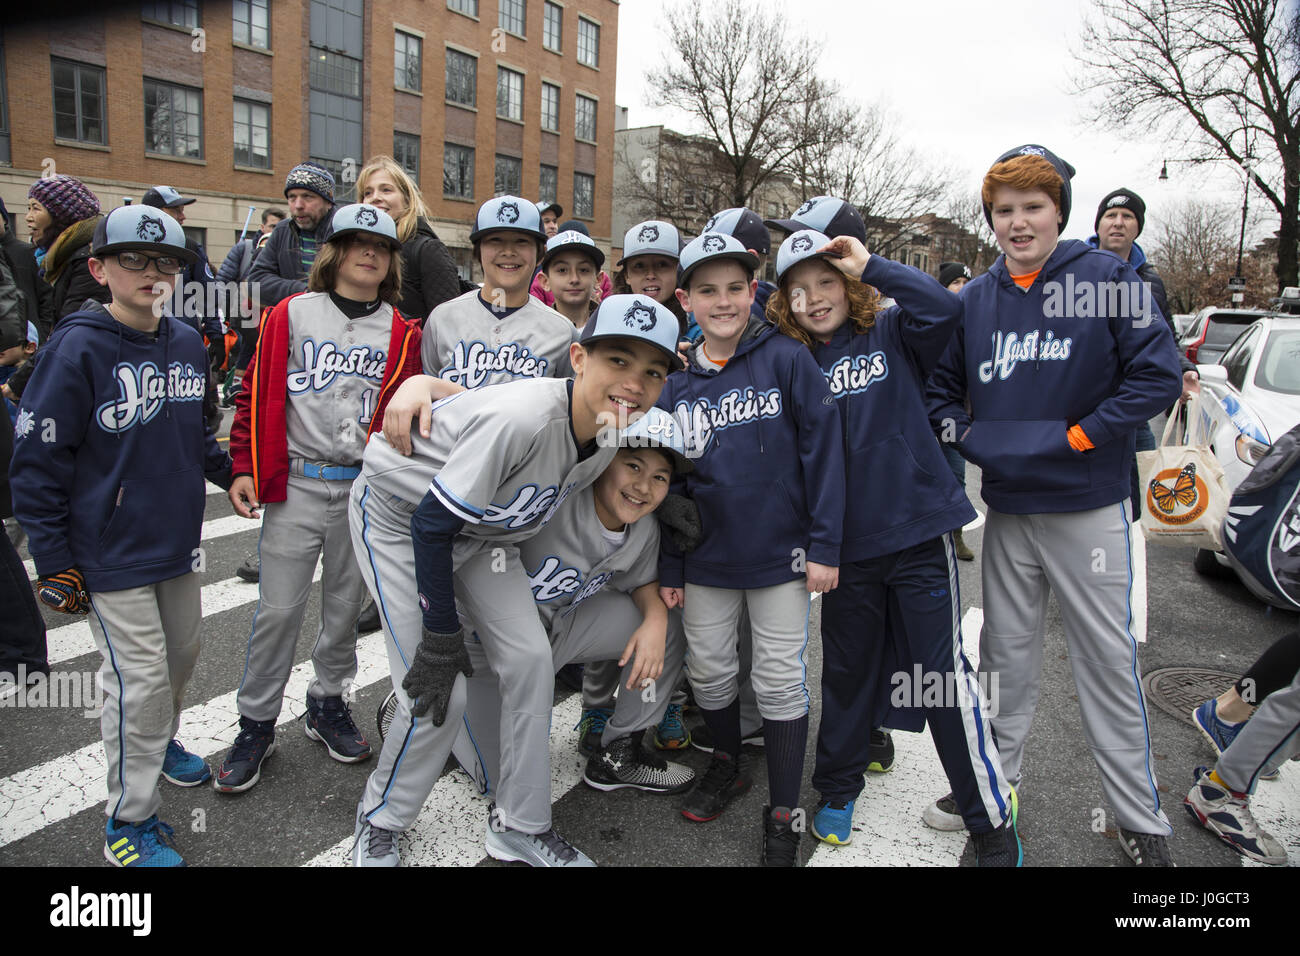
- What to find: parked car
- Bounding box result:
[1180,307,1269,366]
[1172,313,1196,339]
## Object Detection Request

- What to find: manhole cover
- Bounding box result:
[1142,667,1238,723]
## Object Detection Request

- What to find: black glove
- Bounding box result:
[402,627,473,724]
[207,335,226,371]
[37,568,90,614]
[656,493,702,552]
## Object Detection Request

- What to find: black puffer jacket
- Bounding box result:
[397,218,461,324]
[1,231,55,339]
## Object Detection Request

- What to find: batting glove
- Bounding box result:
[402,627,472,724]
[656,493,702,553]
[37,568,90,615]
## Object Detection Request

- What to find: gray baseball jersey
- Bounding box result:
[283,292,392,466]
[420,289,577,389]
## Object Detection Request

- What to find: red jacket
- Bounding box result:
[230,295,423,502]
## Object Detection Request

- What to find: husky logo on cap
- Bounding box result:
[623,300,657,332]
[701,235,726,253]
[637,224,660,243]
[1019,146,1047,157]
[355,206,379,227]
[1106,195,1130,208]
[795,198,820,217]
[496,201,520,224]
[791,235,814,253]
[136,215,167,242]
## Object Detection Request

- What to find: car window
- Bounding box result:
[1222,324,1261,390]
[1254,329,1300,395]
[1205,318,1257,346]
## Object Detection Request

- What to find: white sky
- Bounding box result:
[614,0,1278,245]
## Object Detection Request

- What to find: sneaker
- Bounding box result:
[236,553,260,583]
[583,733,695,794]
[352,803,400,867]
[213,722,277,793]
[761,806,801,866]
[357,599,381,634]
[652,703,691,750]
[161,738,211,787]
[679,751,751,822]
[1193,700,1278,780]
[104,816,184,867]
[866,728,895,773]
[305,694,372,763]
[484,806,595,867]
[689,724,765,754]
[971,790,1021,867]
[1183,766,1286,865]
[575,707,611,758]
[1119,827,1175,866]
[811,798,854,846]
[922,792,965,831]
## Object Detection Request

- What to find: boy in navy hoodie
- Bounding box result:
[926,145,1183,866]
[10,205,233,866]
[658,232,844,866]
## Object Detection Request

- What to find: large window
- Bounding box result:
[497,67,523,121]
[445,49,476,106]
[232,0,269,48]
[540,82,560,132]
[538,164,557,205]
[308,0,364,200]
[499,0,526,36]
[573,172,594,219]
[444,144,474,199]
[394,132,420,180]
[51,58,105,145]
[575,93,596,141]
[395,30,422,91]
[577,17,599,68]
[495,154,522,196]
[543,1,562,51]
[142,1,198,27]
[233,98,270,168]
[448,0,477,15]
[144,79,203,158]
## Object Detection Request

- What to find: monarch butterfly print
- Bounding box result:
[1149,462,1198,514]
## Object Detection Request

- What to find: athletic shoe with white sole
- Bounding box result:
[1183,765,1286,865]
[584,733,695,793]
[922,792,965,831]
[1119,827,1174,866]
[576,707,611,758]
[679,751,751,822]
[1193,700,1278,780]
[484,806,595,867]
[161,738,211,787]
[213,722,277,793]
[104,815,184,867]
[811,798,854,846]
[352,803,400,867]
[304,694,372,763]
[652,703,691,750]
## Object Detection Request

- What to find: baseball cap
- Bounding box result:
[327,203,401,250]
[765,196,867,245]
[775,230,838,283]
[541,229,605,270]
[677,232,760,288]
[0,320,39,352]
[91,205,197,263]
[536,200,564,219]
[984,144,1076,231]
[617,220,681,266]
[701,207,770,256]
[578,293,685,371]
[617,406,693,474]
[141,185,196,209]
[469,195,547,242]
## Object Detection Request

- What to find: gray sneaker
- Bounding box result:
[352,803,399,867]
[484,806,595,867]
[922,793,965,831]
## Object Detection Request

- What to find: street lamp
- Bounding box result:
[1158,154,1256,303]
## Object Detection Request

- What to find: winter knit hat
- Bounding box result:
[284,161,336,203]
[1095,188,1146,236]
[27,174,101,230]
[983,144,1076,232]
[938,262,972,288]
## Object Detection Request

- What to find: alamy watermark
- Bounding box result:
[1041,276,1156,327]
[0,666,104,717]
[889,664,1000,718]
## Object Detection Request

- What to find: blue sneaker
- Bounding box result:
[811,798,855,845]
[576,707,611,757]
[161,738,211,787]
[652,703,691,750]
[104,816,185,867]
[1193,700,1277,780]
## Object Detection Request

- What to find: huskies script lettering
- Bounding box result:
[286,340,386,393]
[440,340,549,389]
[96,362,205,432]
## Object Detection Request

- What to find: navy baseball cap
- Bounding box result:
[470,195,547,242]
[141,185,196,209]
[328,203,401,250]
[617,220,681,266]
[536,199,563,219]
[618,406,693,474]
[701,207,770,256]
[579,293,684,370]
[92,205,197,263]
[765,196,867,245]
[984,144,1076,231]
[541,229,605,269]
[677,232,760,288]
[775,230,838,283]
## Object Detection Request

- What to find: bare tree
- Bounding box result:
[1074,0,1299,291]
[615,127,735,236]
[1147,198,1277,311]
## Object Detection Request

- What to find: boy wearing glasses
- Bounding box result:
[10,205,233,867]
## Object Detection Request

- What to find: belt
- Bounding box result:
[290,459,361,481]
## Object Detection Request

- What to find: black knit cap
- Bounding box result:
[982,144,1076,232]
[938,262,972,288]
[1095,188,1146,237]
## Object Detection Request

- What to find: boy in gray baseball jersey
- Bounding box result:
[349,294,682,867]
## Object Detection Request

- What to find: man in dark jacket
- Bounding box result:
[0,197,55,339]
[217,206,284,403]
[248,161,337,310]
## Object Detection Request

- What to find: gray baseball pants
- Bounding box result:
[981,502,1171,835]
[88,573,201,823]
[1216,665,1300,793]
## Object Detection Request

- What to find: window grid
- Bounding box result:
[499,0,526,36]
[142,0,198,28]
[495,154,522,196]
[444,143,475,199]
[497,67,523,121]
[538,164,557,205]
[448,0,478,15]
[394,132,420,180]
[395,31,422,91]
[573,171,594,219]
[577,18,599,68]
[51,58,106,145]
[232,0,269,47]
[310,47,362,97]
[540,82,560,132]
[445,49,477,106]
[233,98,270,168]
[575,93,596,141]
[543,2,562,51]
[144,78,203,158]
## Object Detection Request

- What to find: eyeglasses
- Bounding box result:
[116,251,184,275]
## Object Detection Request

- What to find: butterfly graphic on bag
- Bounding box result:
[1149,462,1199,514]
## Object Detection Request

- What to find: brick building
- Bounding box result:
[0,0,618,277]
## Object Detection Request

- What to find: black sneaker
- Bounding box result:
[866,728,895,773]
[214,721,277,793]
[583,733,695,794]
[357,599,381,634]
[971,821,1022,867]
[1120,828,1174,866]
[689,724,765,754]
[556,662,584,693]
[305,695,372,763]
[761,805,801,867]
[236,554,260,583]
[679,751,750,822]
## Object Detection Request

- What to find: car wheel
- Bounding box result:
[1193,548,1234,578]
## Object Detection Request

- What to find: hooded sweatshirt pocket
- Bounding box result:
[960,419,1083,492]
[692,479,804,568]
[97,466,205,569]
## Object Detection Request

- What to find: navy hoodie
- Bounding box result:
[657,316,844,589]
[926,240,1182,515]
[813,256,974,561]
[10,303,232,591]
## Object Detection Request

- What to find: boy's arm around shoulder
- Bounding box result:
[861,255,962,378]
[925,316,970,443]
[787,343,844,567]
